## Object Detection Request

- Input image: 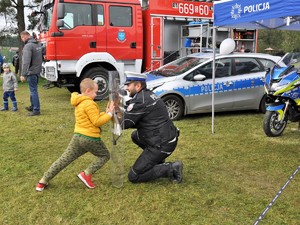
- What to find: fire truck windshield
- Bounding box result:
[40,5,53,31]
[56,3,93,30]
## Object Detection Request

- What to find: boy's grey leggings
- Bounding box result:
[42,134,110,182]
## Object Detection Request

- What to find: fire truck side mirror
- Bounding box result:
[57,19,65,28]
[57,3,65,19]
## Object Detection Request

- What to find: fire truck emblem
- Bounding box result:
[117,31,126,42]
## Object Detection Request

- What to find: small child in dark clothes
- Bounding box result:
[1,63,18,111]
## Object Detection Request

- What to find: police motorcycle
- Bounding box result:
[263,64,300,137]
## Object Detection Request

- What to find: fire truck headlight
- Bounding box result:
[45,66,56,81]
[47,67,54,72]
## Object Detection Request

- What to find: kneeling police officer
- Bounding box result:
[121,71,183,183]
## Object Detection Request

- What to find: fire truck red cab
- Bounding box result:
[39,0,143,99]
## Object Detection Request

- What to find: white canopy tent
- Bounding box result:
[211,0,300,133]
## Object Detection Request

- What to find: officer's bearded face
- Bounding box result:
[126,82,138,97]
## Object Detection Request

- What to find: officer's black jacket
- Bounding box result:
[122,89,177,147]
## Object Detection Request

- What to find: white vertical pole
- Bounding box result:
[212,26,216,134]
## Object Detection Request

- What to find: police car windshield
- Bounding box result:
[156,56,207,77]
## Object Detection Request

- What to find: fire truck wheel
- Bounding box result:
[82,67,109,100]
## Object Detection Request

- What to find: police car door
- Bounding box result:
[188,58,234,113]
[231,57,265,110]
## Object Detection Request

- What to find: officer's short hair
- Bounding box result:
[133,81,146,89]
[140,81,147,89]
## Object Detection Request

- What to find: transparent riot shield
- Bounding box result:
[108,71,125,188]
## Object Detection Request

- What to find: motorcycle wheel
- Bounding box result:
[263,111,288,137]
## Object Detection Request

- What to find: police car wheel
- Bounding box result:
[162,95,184,121]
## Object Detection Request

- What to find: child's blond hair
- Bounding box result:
[80,78,96,93]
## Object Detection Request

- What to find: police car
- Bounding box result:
[146,52,286,120]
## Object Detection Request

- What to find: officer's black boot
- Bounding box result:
[168,161,183,183]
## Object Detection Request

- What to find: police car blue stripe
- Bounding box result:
[154,77,264,97]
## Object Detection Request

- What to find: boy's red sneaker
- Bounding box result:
[77,171,95,189]
[36,182,48,192]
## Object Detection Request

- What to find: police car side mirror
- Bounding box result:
[193,74,206,81]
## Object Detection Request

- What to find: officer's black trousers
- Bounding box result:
[128,130,178,183]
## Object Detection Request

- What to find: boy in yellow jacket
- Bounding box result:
[36,78,114,191]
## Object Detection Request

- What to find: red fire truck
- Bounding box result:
[35,0,217,99]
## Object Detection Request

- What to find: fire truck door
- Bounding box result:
[55,3,96,60]
[151,17,163,70]
[105,4,138,60]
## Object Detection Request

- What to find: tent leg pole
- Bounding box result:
[212,27,216,134]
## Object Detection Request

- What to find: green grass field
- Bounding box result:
[0,78,299,225]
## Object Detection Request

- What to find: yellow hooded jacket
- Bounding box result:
[71,92,112,138]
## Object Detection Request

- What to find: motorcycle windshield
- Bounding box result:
[277,71,299,86]
[272,66,290,80]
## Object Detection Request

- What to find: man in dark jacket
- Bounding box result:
[121,71,183,184]
[20,31,43,116]
[12,50,19,75]
[0,53,3,74]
